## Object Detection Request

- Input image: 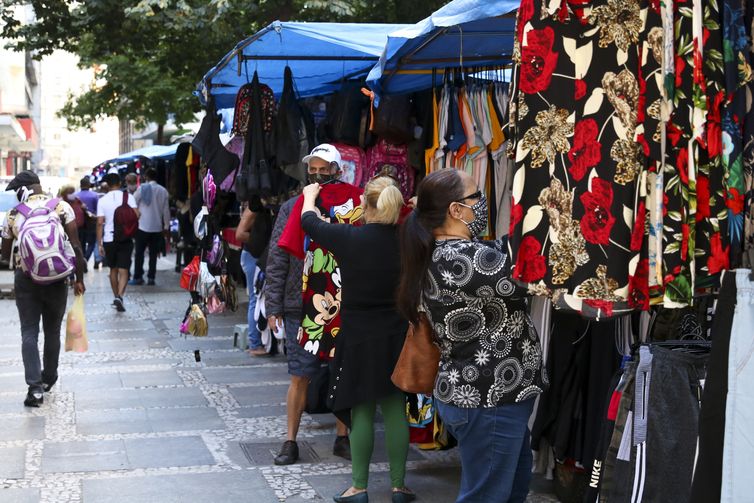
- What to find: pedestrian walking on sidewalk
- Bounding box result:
[96,173,139,312]
[301,176,413,503]
[397,169,547,503]
[1,171,86,407]
[130,168,170,286]
[236,194,272,356]
[74,176,99,265]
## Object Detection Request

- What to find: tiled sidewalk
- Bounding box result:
[0,259,558,503]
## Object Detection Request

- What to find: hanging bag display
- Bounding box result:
[364,139,415,198]
[391,312,440,395]
[330,143,366,187]
[327,82,370,146]
[275,66,315,183]
[371,94,414,145]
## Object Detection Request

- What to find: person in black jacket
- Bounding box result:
[301,176,413,503]
[265,195,350,466]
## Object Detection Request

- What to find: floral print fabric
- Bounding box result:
[509,0,754,316]
[425,239,546,408]
[508,0,648,319]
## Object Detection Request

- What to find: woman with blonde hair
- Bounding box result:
[300,176,414,503]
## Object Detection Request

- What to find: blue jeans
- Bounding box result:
[240,250,262,350]
[436,398,535,503]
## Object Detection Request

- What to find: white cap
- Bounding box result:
[302,144,342,168]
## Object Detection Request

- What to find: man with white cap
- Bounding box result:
[269,144,363,466]
[301,143,342,185]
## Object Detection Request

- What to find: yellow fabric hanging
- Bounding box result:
[424,87,440,175]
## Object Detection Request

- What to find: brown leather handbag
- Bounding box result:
[391,312,440,395]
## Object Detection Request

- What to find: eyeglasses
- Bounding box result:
[456,190,482,202]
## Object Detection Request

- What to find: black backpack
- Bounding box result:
[371,94,414,145]
[327,82,370,146]
[275,66,314,183]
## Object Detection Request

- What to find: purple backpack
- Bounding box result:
[15,198,76,284]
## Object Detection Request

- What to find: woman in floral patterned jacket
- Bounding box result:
[397,169,547,503]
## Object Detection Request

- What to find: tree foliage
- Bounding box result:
[0,0,446,131]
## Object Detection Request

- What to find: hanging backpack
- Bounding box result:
[330,143,366,187]
[15,198,76,285]
[231,80,275,137]
[327,82,370,146]
[238,72,273,199]
[371,94,414,145]
[364,140,415,198]
[275,66,315,183]
[113,192,138,242]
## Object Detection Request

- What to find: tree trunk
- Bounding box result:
[156,123,165,145]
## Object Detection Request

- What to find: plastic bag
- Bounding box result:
[65,295,88,352]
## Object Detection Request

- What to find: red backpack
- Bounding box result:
[113,192,138,242]
[364,139,415,199]
[72,199,86,229]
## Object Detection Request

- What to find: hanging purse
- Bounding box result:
[391,312,440,395]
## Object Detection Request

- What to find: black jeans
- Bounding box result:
[78,229,96,261]
[14,270,68,394]
[133,230,163,281]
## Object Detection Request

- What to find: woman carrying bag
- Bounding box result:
[300,176,414,503]
[397,169,546,503]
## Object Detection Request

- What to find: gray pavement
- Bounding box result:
[0,256,558,502]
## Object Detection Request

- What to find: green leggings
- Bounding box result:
[350,392,409,489]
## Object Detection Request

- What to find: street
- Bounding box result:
[0,256,557,503]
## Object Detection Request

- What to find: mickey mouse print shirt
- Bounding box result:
[278,182,363,360]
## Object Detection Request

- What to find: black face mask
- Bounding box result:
[308,173,337,185]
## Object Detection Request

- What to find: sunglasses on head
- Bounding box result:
[456,190,482,202]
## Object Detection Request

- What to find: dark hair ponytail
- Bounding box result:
[397,169,465,323]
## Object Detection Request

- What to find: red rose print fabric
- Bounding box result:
[508,0,737,317]
[508,0,648,319]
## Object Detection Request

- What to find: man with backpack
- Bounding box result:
[0,171,86,407]
[96,173,139,312]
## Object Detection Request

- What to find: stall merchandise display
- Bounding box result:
[507,0,754,320]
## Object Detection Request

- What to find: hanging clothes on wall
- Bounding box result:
[506,0,751,317]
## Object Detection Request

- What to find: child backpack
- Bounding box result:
[113,192,138,241]
[364,139,415,199]
[15,198,76,284]
[330,143,365,187]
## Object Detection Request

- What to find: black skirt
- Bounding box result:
[327,309,408,427]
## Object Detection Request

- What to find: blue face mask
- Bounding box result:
[457,193,488,237]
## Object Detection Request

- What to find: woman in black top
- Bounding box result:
[301,176,413,503]
[397,169,546,503]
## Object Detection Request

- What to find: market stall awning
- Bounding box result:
[198,20,409,109]
[109,144,179,163]
[367,0,519,99]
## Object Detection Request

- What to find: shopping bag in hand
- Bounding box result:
[65,295,88,352]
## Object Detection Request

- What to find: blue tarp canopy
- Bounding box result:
[110,144,178,163]
[198,20,409,110]
[367,0,519,99]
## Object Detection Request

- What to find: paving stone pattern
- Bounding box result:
[0,259,559,502]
